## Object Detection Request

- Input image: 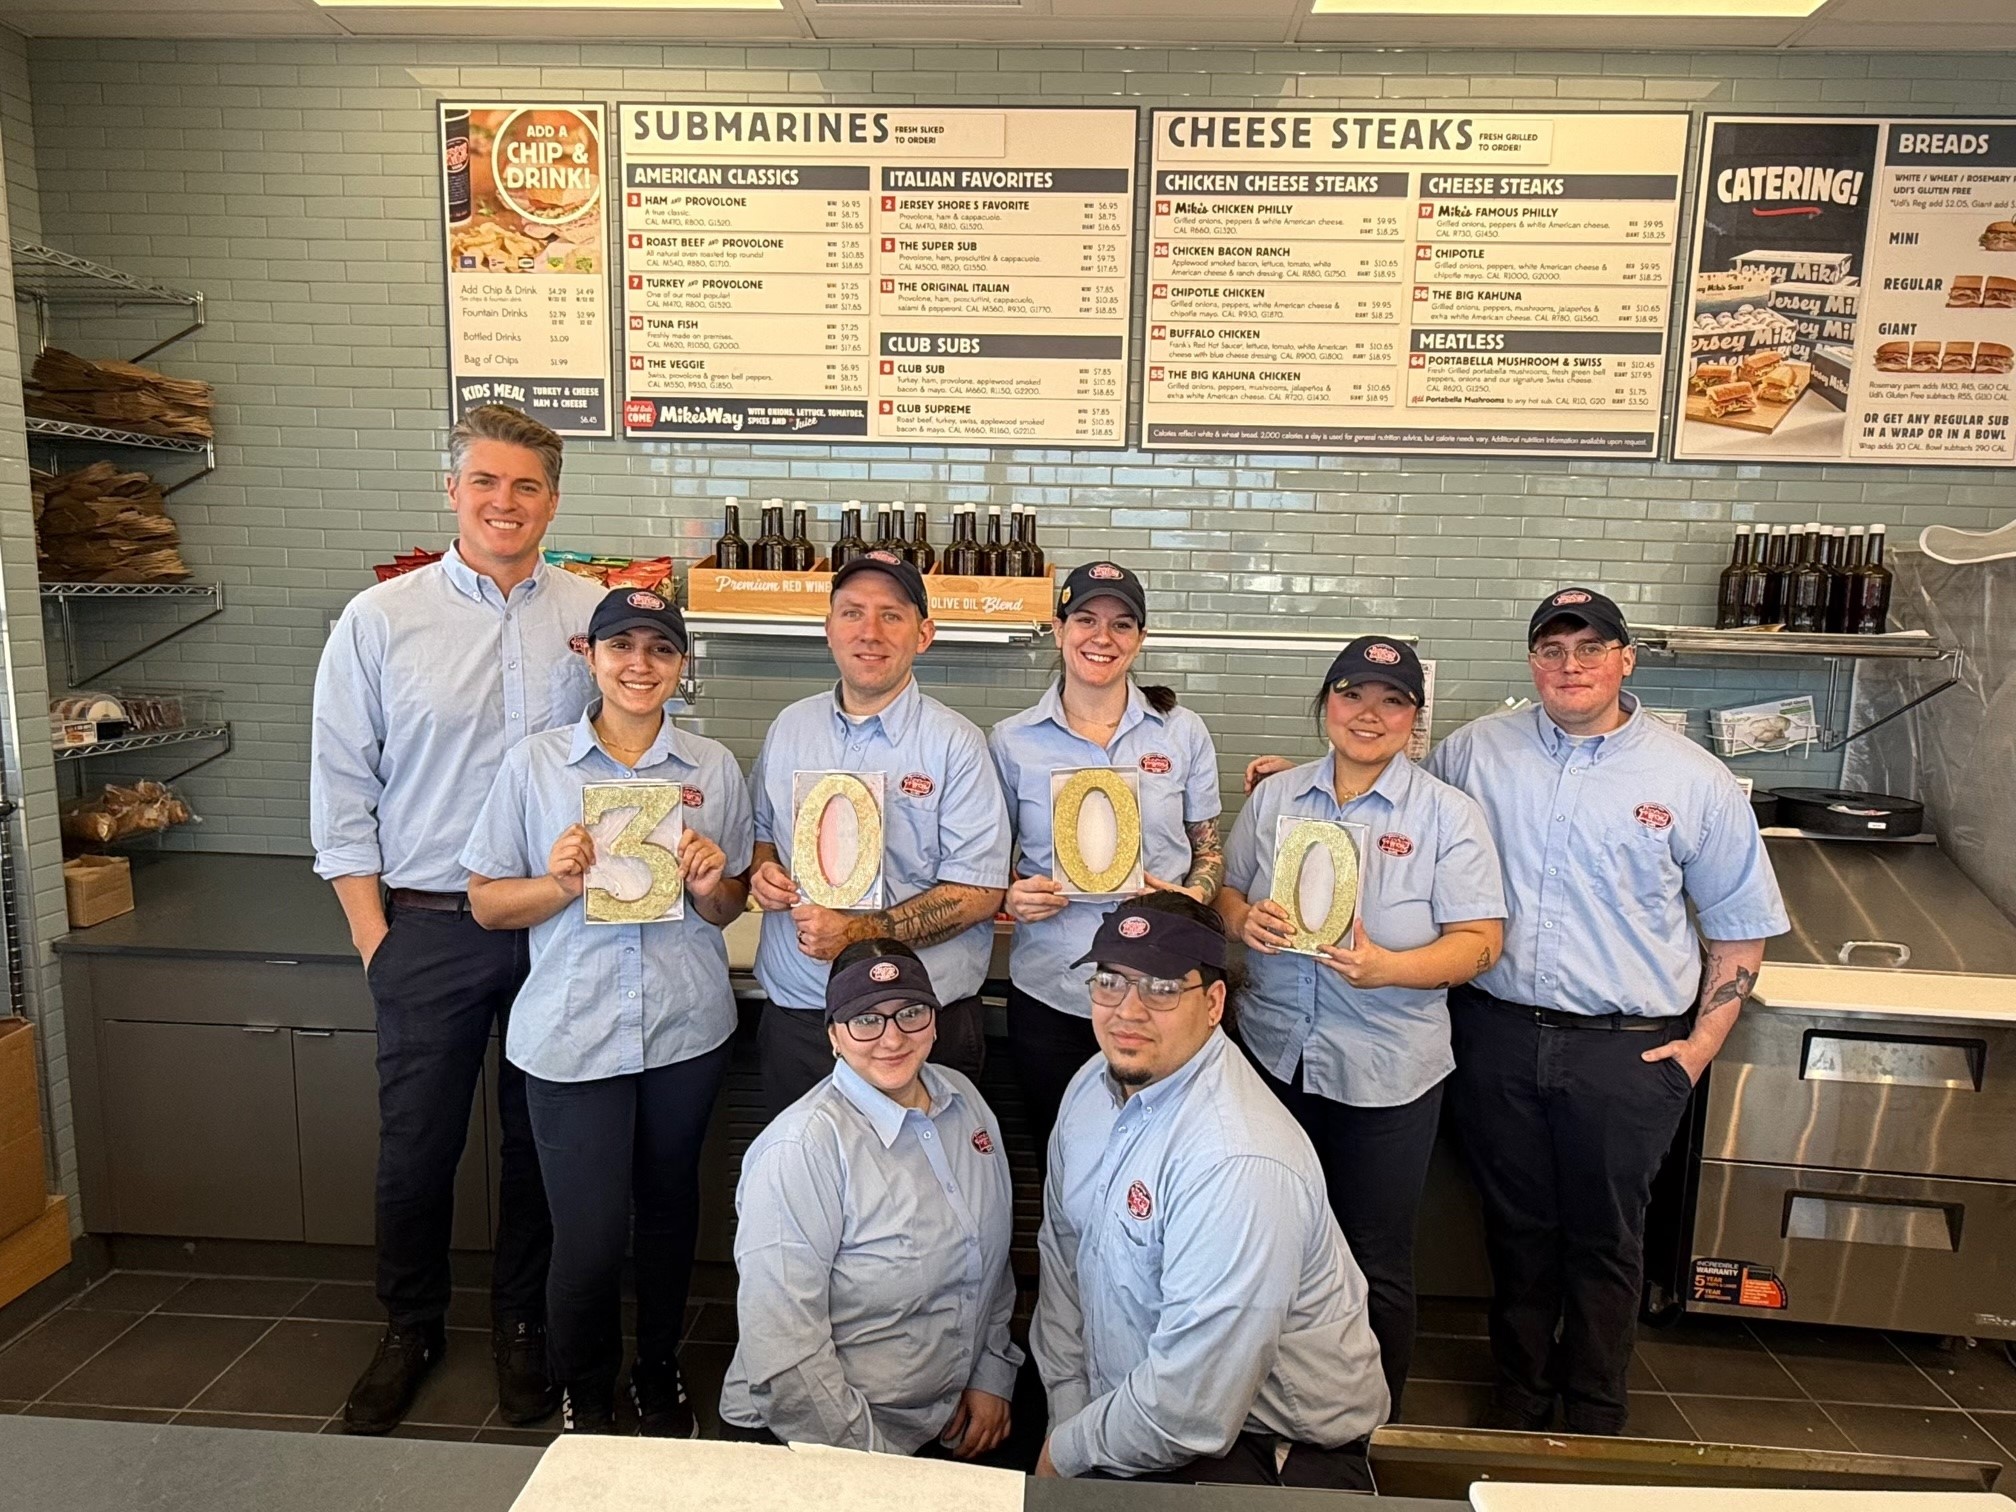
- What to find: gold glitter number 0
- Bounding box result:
[1053,768,1143,896]
[1269,820,1360,952]
[583,783,683,924]
[793,773,883,910]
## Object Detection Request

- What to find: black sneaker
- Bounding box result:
[1480,1392,1556,1432]
[631,1359,697,1439]
[341,1321,444,1435]
[561,1388,617,1435]
[494,1320,561,1425]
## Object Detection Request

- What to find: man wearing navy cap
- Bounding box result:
[1032,891,1387,1485]
[747,549,1012,1119]
[1424,588,1787,1435]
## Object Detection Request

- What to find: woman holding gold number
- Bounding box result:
[1213,636,1505,1415]
[988,560,1225,1151]
[462,588,752,1437]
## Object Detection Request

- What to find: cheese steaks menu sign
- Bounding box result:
[1678,116,2016,467]
[616,105,1135,445]
[440,103,615,436]
[1142,111,1689,457]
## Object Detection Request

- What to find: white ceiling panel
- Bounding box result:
[1295,14,1810,48]
[1794,22,2016,47]
[329,3,802,34]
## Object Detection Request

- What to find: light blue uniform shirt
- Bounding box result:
[1032,1030,1388,1479]
[311,546,603,892]
[750,679,1011,1011]
[1425,694,1789,1018]
[459,706,753,1083]
[989,682,1222,1016]
[1226,752,1506,1108]
[721,1060,1023,1454]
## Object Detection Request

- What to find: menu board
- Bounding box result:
[615,106,1135,445]
[1677,116,2016,467]
[1142,111,1689,457]
[439,103,613,436]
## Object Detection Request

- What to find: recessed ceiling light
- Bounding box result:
[314,0,783,9]
[1311,0,1826,14]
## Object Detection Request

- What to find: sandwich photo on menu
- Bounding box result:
[1706,381,1757,419]
[1981,220,2016,252]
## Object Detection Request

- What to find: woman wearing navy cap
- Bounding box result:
[1213,636,1506,1415]
[461,587,752,1436]
[988,560,1225,1151]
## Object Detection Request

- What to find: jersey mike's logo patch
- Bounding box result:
[899,772,935,798]
[1118,915,1150,939]
[626,590,667,611]
[1553,589,1593,606]
[1089,562,1124,580]
[867,549,901,564]
[1377,832,1414,857]
[1364,641,1402,665]
[681,785,703,809]
[1635,803,1674,830]
[868,961,900,983]
[1139,752,1172,775]
[568,634,590,655]
[1127,1180,1153,1219]
[971,1129,994,1155]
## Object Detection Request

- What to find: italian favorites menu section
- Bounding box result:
[616,105,1135,445]
[1142,111,1689,457]
[1678,116,2016,467]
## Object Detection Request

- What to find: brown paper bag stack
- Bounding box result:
[32,462,190,582]
[27,347,214,441]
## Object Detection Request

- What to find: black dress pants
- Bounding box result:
[1448,985,1696,1435]
[368,902,549,1329]
[525,1042,732,1399]
[758,995,985,1123]
[1252,1059,1442,1418]
[1006,986,1101,1158]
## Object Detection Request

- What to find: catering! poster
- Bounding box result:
[440,102,614,436]
[1677,116,2016,467]
[1141,110,1689,457]
[615,105,1135,445]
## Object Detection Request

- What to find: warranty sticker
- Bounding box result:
[1690,1257,1787,1310]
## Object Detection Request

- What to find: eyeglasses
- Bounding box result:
[1088,969,1201,1012]
[841,1002,935,1042]
[1528,641,1622,670]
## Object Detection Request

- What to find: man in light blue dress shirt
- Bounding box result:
[310,405,603,1434]
[1032,893,1388,1485]
[746,551,1011,1119]
[1425,587,1789,1437]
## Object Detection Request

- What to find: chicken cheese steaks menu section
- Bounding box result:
[1141,111,1689,457]
[1678,116,2016,467]
[440,103,615,437]
[616,105,1136,445]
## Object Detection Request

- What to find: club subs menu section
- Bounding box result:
[616,105,1134,445]
[1142,111,1688,457]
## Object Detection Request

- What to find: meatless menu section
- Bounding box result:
[616,106,1135,445]
[1143,111,1690,457]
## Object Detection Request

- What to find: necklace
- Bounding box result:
[594,721,657,758]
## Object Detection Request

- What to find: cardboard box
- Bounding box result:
[63,854,134,929]
[0,1195,70,1311]
[0,1017,49,1240]
[685,561,1053,627]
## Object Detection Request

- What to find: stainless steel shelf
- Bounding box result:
[25,417,210,455]
[52,725,228,762]
[11,242,199,308]
[41,581,225,684]
[685,613,1416,654]
[40,581,218,602]
[1638,627,1948,660]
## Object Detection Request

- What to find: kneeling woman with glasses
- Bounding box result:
[721,939,1022,1457]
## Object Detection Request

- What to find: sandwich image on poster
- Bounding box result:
[792,770,885,911]
[1049,766,1144,899]
[1268,817,1366,957]
[583,781,684,925]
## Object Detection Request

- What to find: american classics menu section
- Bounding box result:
[1141,111,1689,457]
[440,103,614,437]
[1677,116,2016,467]
[615,105,1135,445]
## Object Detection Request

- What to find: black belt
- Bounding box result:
[387,888,471,914]
[1512,1002,1671,1032]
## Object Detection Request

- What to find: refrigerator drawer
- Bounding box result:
[1704,1009,2016,1180]
[1690,1159,2016,1338]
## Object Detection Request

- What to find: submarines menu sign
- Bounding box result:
[440,103,614,436]
[616,105,1135,444]
[1677,116,2016,467]
[1142,111,1689,456]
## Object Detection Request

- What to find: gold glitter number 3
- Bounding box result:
[584,783,683,924]
[1270,819,1360,953]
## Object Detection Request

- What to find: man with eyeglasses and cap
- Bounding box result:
[1031,891,1387,1486]
[747,550,1011,1120]
[1422,587,1788,1436]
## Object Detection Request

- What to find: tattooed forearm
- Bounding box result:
[1681,939,1767,1069]
[863,882,1002,950]
[1708,964,1758,1011]
[1183,817,1226,899]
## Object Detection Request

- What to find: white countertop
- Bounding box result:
[1754,962,2016,1026]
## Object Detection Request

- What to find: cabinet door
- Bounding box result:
[293,1029,490,1249]
[98,1020,303,1240]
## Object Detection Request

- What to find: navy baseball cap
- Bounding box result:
[1528,587,1631,648]
[832,549,931,619]
[587,587,688,654]
[1057,560,1148,626]
[825,946,941,1024]
[1322,635,1424,706]
[1072,898,1227,980]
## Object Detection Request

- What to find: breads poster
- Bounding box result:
[1141,110,1689,458]
[615,106,1135,446]
[1677,116,2016,467]
[440,103,614,436]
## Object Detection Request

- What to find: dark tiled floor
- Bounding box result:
[4,1268,2016,1485]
